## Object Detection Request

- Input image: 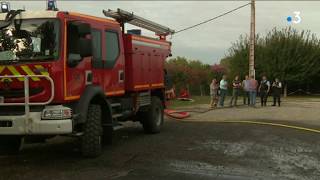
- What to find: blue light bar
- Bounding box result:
[0,2,10,13]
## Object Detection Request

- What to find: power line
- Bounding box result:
[173,2,251,35]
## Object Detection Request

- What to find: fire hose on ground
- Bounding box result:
[164,108,320,134]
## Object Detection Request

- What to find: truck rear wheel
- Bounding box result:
[142,96,164,134]
[0,136,23,155]
[81,104,103,157]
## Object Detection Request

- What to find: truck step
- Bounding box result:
[113,124,125,131]
[113,122,125,131]
[112,113,123,119]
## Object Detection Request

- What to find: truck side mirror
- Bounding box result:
[79,38,92,57]
[67,53,82,67]
[67,38,92,67]
[67,21,92,67]
[70,21,91,37]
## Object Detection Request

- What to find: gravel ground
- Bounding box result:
[1,98,320,180]
[179,98,320,126]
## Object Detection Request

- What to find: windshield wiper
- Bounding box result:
[0,56,56,64]
[0,59,19,65]
[0,9,25,30]
[20,56,55,61]
[0,53,56,63]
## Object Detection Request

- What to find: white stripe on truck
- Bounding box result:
[132,40,167,49]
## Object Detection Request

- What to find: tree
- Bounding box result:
[165,56,219,96]
[211,63,226,80]
[223,27,320,94]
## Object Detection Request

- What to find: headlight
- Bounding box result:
[42,106,72,120]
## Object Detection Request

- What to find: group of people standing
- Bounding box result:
[209,75,282,108]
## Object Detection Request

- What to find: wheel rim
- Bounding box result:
[155,107,162,126]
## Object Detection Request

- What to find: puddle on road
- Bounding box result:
[169,160,244,178]
[270,144,320,179]
[187,140,253,157]
[181,138,320,180]
[271,152,320,179]
[168,160,274,180]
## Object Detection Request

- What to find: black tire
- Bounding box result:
[142,96,164,134]
[0,136,23,155]
[81,104,103,157]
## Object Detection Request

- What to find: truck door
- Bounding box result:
[102,29,125,96]
[91,28,107,91]
[64,21,93,100]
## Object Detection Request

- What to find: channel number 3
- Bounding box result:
[291,11,301,24]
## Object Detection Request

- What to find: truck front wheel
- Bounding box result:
[81,104,103,157]
[142,96,164,134]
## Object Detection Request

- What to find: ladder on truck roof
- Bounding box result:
[103,8,175,38]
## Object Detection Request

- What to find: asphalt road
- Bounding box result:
[1,119,320,180]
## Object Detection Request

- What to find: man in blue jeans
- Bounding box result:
[219,75,228,107]
[248,75,258,106]
[242,75,250,105]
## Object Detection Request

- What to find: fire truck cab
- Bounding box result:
[0,8,173,157]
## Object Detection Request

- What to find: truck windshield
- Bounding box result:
[0,18,59,63]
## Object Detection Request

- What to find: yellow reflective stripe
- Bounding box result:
[0,66,5,74]
[21,65,40,81]
[34,65,49,76]
[0,66,11,82]
[0,65,50,82]
[7,66,24,81]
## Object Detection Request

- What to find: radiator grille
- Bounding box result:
[0,120,12,127]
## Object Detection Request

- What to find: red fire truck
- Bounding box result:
[0,8,174,157]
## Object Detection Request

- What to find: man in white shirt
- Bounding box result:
[219,75,228,107]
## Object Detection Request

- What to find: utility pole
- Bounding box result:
[249,0,255,78]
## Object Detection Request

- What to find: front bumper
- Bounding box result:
[0,75,72,135]
[0,111,72,135]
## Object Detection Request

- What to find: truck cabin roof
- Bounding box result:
[0,10,170,42]
[0,10,119,25]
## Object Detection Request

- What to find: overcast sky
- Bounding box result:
[9,1,320,64]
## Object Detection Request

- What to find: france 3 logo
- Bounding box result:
[287,11,301,24]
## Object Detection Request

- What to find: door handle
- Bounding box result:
[119,70,124,83]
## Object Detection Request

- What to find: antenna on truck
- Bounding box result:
[103,8,175,39]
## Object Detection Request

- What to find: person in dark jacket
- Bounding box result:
[229,75,241,107]
[272,78,282,107]
[258,76,270,106]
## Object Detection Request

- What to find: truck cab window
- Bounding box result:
[67,23,79,54]
[104,31,119,68]
[0,18,60,62]
[91,29,102,68]
[66,21,92,67]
